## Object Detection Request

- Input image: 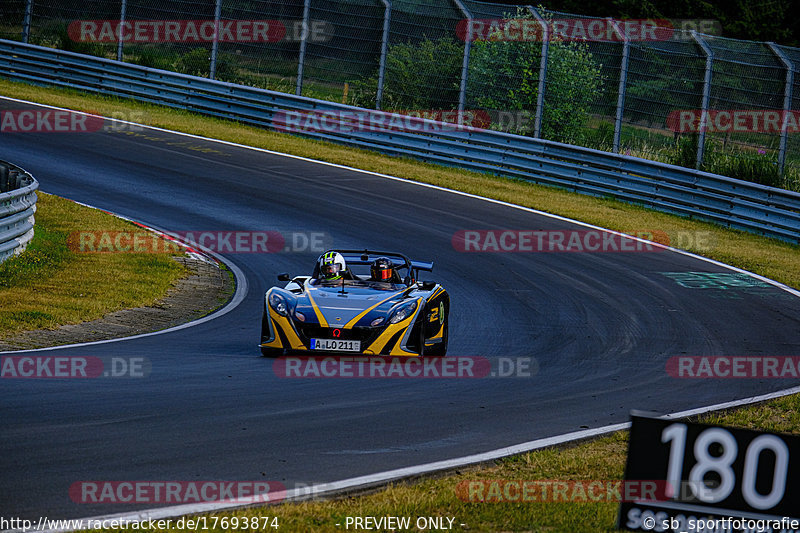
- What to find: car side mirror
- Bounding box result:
[277,273,290,282]
[421,280,436,290]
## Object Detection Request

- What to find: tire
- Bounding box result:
[426,296,449,356]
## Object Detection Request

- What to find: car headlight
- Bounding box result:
[388,300,418,324]
[268,292,288,316]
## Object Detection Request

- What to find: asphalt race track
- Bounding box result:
[2,99,800,520]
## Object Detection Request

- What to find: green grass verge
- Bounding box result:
[0,192,185,337]
[2,78,799,532]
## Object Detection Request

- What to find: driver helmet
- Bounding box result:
[370,256,396,282]
[319,251,346,280]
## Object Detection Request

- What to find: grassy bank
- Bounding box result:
[0,193,185,338]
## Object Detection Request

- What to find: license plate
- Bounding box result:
[310,338,361,352]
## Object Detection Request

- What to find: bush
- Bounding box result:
[31,19,111,58]
[347,77,380,109]
[466,7,603,143]
[211,52,237,81]
[668,137,787,188]
[350,14,603,139]
[671,134,699,168]
[542,40,604,143]
[349,37,463,110]
[174,48,212,77]
[130,46,176,71]
[703,146,783,188]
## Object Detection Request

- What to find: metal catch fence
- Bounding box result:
[2,0,800,189]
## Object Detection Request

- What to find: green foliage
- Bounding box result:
[31,19,111,58]
[625,50,703,123]
[466,36,532,112]
[671,134,699,168]
[169,48,236,79]
[211,52,238,80]
[541,40,604,143]
[130,46,176,71]
[174,48,212,76]
[466,8,604,143]
[542,0,797,46]
[347,77,380,109]
[663,135,790,188]
[349,37,463,110]
[594,121,615,145]
[702,145,784,188]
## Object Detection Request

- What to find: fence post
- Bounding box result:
[117,0,127,61]
[609,18,629,153]
[22,0,33,43]
[376,0,392,110]
[451,0,471,124]
[767,42,794,177]
[528,6,548,139]
[295,0,311,96]
[209,0,222,79]
[692,31,713,170]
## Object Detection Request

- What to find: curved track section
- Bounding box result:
[1,99,799,520]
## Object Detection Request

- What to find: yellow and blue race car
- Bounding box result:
[260,250,449,357]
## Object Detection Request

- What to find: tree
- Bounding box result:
[467,8,604,143]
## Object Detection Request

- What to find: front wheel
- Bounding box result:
[426,319,448,356]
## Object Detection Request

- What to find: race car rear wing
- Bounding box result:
[410,260,434,272]
[330,249,434,278]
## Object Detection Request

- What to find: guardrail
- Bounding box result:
[0,160,38,264]
[1,39,798,244]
